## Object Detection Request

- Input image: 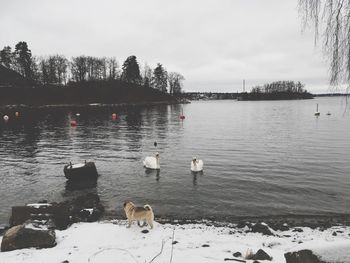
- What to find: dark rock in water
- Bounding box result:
[141,229,149,234]
[332,231,337,236]
[53,193,104,228]
[202,244,210,247]
[253,249,272,261]
[284,250,326,263]
[62,261,69,263]
[253,261,261,263]
[9,193,104,230]
[233,252,242,257]
[251,223,274,236]
[172,241,179,245]
[63,161,98,181]
[1,224,56,252]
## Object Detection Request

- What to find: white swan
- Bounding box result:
[143,152,160,170]
[191,157,203,172]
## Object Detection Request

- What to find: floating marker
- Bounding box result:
[70,120,77,127]
[112,113,117,120]
[154,141,158,147]
[180,108,185,120]
[76,113,80,117]
[3,115,9,121]
[15,112,19,117]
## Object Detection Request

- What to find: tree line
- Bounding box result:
[0,41,185,95]
[251,81,307,94]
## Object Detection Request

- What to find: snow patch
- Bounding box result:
[0,221,349,263]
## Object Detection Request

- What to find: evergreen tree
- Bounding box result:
[0,46,14,68]
[152,63,168,92]
[14,41,33,79]
[121,55,141,84]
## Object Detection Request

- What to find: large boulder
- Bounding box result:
[10,203,54,227]
[9,193,104,230]
[284,250,326,263]
[1,224,56,252]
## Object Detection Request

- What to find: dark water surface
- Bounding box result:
[1,98,350,225]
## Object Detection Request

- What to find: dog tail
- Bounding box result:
[144,204,152,211]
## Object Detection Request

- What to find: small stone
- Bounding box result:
[251,223,274,236]
[253,249,272,261]
[141,229,149,234]
[233,251,242,257]
[172,241,178,245]
[202,244,210,247]
[292,228,303,232]
[332,231,337,236]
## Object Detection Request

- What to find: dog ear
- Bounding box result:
[123,201,127,207]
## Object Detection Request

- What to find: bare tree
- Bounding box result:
[141,63,153,88]
[299,0,350,90]
[168,72,185,95]
[71,56,88,82]
[107,57,119,80]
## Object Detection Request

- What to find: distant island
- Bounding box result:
[182,81,314,101]
[0,41,185,107]
[237,81,314,100]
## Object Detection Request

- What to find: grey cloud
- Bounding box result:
[0,0,330,93]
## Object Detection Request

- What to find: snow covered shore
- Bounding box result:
[0,220,349,263]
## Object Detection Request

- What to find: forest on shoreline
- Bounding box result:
[0,41,185,106]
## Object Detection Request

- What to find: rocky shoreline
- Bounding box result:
[0,195,349,262]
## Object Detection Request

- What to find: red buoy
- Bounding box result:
[180,115,185,120]
[70,120,77,127]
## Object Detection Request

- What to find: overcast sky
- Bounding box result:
[0,0,332,93]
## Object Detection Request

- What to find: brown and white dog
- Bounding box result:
[123,201,154,229]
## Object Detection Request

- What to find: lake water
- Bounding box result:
[1,97,350,225]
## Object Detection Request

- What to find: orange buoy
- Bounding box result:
[70,120,77,127]
[3,115,9,121]
[112,113,117,120]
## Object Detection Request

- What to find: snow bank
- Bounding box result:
[0,220,349,263]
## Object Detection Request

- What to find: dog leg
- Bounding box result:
[127,219,132,228]
[148,220,153,229]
